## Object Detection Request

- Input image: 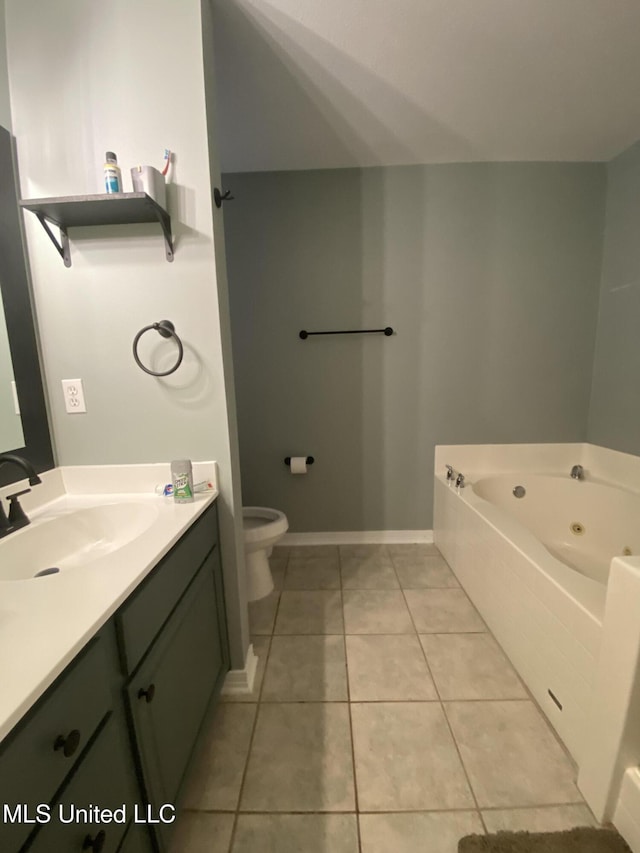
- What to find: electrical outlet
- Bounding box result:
[61,378,87,414]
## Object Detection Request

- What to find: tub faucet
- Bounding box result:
[445,465,454,484]
[570,465,584,481]
[455,472,465,489]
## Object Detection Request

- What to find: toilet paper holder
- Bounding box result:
[284,456,314,467]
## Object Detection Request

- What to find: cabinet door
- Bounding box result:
[126,555,224,810]
[27,716,137,853]
[118,505,217,675]
[0,638,111,853]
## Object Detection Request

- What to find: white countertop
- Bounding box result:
[0,462,218,742]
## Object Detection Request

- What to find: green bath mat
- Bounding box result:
[459,827,632,853]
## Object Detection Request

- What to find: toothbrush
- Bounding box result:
[161,148,171,177]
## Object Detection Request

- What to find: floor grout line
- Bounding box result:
[392,551,488,836]
[253,697,534,704]
[257,629,490,635]
[184,802,591,815]
[339,547,363,853]
[479,802,596,813]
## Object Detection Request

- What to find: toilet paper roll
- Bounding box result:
[289,456,308,474]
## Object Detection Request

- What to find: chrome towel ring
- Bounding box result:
[133,320,184,376]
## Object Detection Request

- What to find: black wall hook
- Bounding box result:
[214,187,234,208]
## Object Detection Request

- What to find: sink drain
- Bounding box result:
[570,523,585,536]
[33,567,60,578]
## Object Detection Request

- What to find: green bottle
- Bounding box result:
[171,459,194,503]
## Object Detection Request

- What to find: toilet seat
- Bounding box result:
[243,506,288,549]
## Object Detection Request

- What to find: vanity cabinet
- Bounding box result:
[0,500,227,853]
[126,553,226,851]
[122,505,228,853]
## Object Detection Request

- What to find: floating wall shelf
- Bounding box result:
[20,192,174,267]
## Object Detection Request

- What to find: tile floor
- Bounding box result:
[171,544,596,853]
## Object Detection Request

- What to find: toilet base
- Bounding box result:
[246,548,275,602]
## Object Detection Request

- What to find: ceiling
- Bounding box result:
[211,0,640,173]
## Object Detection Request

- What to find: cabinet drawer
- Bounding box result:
[27,716,138,853]
[0,638,111,853]
[117,504,217,674]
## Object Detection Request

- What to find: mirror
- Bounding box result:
[0,288,23,450]
[0,123,53,486]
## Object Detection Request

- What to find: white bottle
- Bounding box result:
[104,151,122,193]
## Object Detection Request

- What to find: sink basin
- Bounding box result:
[0,502,159,581]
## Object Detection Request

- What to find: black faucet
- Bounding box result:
[0,453,42,486]
[0,454,42,538]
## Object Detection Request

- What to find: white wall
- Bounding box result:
[200,0,250,668]
[0,0,10,130]
[5,0,249,668]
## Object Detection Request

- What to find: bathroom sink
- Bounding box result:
[0,502,159,581]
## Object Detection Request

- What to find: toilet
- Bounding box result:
[242,506,289,602]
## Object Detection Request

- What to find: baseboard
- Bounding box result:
[221,643,258,695]
[281,530,434,546]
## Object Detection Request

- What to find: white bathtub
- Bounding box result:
[472,473,640,585]
[434,446,612,766]
[434,443,640,848]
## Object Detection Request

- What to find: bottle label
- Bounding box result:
[173,473,193,498]
[105,168,120,193]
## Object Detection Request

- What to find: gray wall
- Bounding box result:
[224,163,605,531]
[588,140,640,454]
[0,2,23,452]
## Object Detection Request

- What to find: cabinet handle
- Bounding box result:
[53,729,81,758]
[82,830,106,852]
[138,683,156,703]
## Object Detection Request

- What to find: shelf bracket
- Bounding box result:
[150,209,174,262]
[36,213,71,267]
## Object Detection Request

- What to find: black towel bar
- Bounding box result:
[299,327,393,339]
